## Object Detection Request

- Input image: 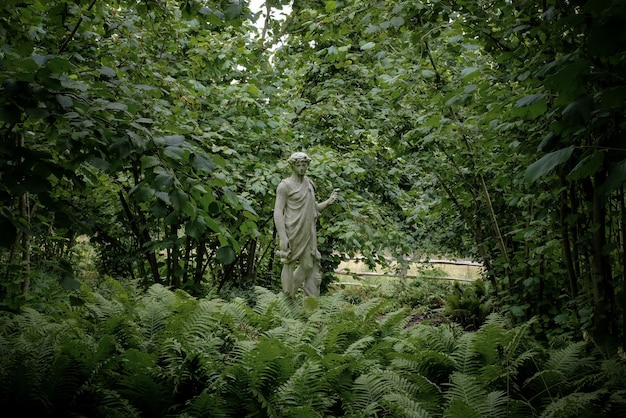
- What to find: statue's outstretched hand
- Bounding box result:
[328,188,340,204]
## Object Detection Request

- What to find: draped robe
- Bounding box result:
[280,176,320,263]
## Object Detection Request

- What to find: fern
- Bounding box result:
[444,372,510,418]
[539,389,606,418]
[348,369,428,416]
[276,359,336,416]
[451,331,482,375]
[383,392,431,418]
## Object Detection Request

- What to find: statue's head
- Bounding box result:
[287,152,311,165]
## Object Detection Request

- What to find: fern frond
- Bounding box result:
[451,332,482,375]
[405,323,461,354]
[378,308,409,337]
[86,291,126,321]
[276,359,335,415]
[254,286,302,320]
[309,291,350,323]
[349,371,391,414]
[545,341,587,374]
[444,372,487,406]
[383,392,431,418]
[523,369,567,401]
[344,335,376,356]
[263,317,316,350]
[180,299,219,342]
[539,389,606,418]
[349,369,426,415]
[444,372,511,418]
[183,389,228,418]
[354,297,388,321]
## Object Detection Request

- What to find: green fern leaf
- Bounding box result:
[451,332,482,375]
[539,389,606,418]
[383,392,431,418]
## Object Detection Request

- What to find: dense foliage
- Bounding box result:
[1,0,626,388]
[2,281,625,417]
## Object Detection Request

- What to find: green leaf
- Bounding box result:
[186,220,205,239]
[190,153,216,173]
[141,155,161,169]
[598,159,626,197]
[509,305,525,317]
[566,151,603,181]
[515,94,546,107]
[390,16,405,28]
[56,94,73,108]
[60,276,81,290]
[154,135,185,146]
[216,245,236,265]
[164,145,187,161]
[360,42,376,50]
[154,173,174,190]
[524,146,575,183]
[151,200,169,218]
[98,67,117,78]
[223,1,242,20]
[170,189,188,212]
[461,67,479,80]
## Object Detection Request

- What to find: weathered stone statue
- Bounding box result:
[273,152,339,297]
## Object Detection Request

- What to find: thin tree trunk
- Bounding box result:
[591,171,614,336]
[182,235,192,286]
[118,191,160,283]
[20,191,31,295]
[619,185,626,351]
[561,177,578,298]
[194,240,206,285]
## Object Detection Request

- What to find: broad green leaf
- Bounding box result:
[60,276,81,290]
[56,94,73,108]
[515,94,546,107]
[164,146,187,161]
[216,245,236,265]
[191,153,216,173]
[170,189,188,212]
[390,16,405,28]
[154,173,174,190]
[525,146,575,183]
[141,155,161,169]
[562,96,593,125]
[46,56,73,73]
[154,135,185,146]
[106,102,128,111]
[461,67,479,80]
[151,200,169,218]
[186,220,205,239]
[566,151,603,181]
[98,67,117,78]
[223,1,242,20]
[360,42,376,50]
[598,159,626,197]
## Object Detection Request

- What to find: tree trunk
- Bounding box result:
[560,177,577,298]
[20,191,31,295]
[118,191,160,283]
[591,172,614,336]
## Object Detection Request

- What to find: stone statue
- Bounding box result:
[273,152,339,297]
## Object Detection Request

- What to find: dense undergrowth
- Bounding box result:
[1,279,625,417]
